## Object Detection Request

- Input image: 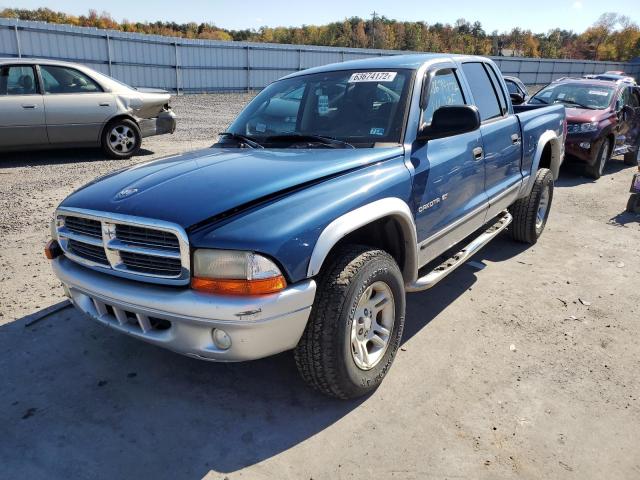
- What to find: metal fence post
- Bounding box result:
[105,33,112,76]
[174,42,181,95]
[246,45,251,92]
[298,48,302,71]
[14,24,21,58]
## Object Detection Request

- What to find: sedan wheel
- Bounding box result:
[101,119,141,159]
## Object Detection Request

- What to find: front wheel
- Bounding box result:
[101,118,141,159]
[294,245,405,399]
[623,148,639,167]
[509,168,554,244]
[585,140,610,179]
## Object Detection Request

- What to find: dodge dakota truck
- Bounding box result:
[47,54,565,399]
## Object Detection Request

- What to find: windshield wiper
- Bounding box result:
[266,134,355,149]
[555,99,594,110]
[218,132,264,149]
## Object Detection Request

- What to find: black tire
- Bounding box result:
[623,149,639,167]
[509,168,554,244]
[101,118,141,159]
[585,139,610,179]
[294,245,405,399]
[627,194,640,214]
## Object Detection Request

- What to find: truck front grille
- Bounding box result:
[68,238,109,265]
[56,210,190,285]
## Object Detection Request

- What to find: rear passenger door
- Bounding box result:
[39,64,116,145]
[461,62,522,218]
[0,64,48,147]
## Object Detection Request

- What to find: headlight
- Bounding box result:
[575,121,599,133]
[191,249,287,295]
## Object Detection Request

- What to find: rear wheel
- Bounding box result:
[294,245,405,399]
[509,168,554,244]
[585,140,610,179]
[101,118,141,159]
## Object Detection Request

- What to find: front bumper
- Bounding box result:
[52,256,316,362]
[565,133,600,163]
[139,110,177,138]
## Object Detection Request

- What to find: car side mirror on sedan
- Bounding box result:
[416,105,481,142]
[510,92,525,105]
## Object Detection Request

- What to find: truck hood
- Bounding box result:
[60,146,404,229]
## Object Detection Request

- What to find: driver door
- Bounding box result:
[411,65,488,266]
[620,86,640,154]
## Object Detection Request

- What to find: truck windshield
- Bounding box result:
[530,83,614,110]
[225,69,412,148]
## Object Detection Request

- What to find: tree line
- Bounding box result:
[2,8,639,62]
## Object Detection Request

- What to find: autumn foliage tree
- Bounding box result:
[2,8,639,61]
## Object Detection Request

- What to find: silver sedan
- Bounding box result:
[0,59,176,159]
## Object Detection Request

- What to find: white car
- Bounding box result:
[0,58,176,158]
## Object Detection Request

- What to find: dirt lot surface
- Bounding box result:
[1,93,639,480]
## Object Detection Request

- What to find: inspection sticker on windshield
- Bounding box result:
[589,90,609,96]
[349,72,397,83]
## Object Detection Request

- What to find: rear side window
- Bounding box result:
[462,62,503,121]
[39,65,102,94]
[0,65,38,95]
[422,68,466,124]
[485,65,508,114]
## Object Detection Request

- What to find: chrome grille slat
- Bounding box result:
[115,224,180,249]
[68,239,109,265]
[64,216,102,238]
[55,209,190,285]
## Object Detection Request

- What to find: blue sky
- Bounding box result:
[3,0,640,33]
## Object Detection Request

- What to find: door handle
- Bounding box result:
[99,102,111,107]
[472,146,484,160]
[511,133,521,145]
[22,104,37,109]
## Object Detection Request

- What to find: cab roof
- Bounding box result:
[283,53,489,79]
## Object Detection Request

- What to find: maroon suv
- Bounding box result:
[529,78,640,179]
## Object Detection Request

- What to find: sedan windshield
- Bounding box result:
[530,83,614,110]
[224,69,412,148]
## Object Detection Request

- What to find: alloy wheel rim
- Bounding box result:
[350,281,395,371]
[109,125,135,153]
[598,143,609,175]
[536,184,550,231]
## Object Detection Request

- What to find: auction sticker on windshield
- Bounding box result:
[349,72,397,83]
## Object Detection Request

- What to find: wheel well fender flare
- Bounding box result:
[521,130,562,196]
[306,197,418,283]
[100,114,140,140]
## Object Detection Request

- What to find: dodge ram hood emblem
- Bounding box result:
[115,187,139,200]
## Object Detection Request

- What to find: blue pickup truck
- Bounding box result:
[47,54,565,399]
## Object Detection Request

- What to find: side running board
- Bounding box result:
[406,210,512,292]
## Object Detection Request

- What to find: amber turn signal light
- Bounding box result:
[191,276,287,296]
[44,239,63,260]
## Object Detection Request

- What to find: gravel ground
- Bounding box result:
[1,93,640,480]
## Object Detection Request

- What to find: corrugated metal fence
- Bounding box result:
[2,18,639,93]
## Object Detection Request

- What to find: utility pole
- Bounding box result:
[371,11,377,49]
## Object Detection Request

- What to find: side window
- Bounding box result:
[485,65,508,115]
[505,80,519,95]
[39,65,102,94]
[623,87,639,108]
[422,68,466,125]
[0,65,38,95]
[630,88,640,108]
[461,62,503,121]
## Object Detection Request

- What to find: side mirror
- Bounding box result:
[510,92,525,105]
[417,105,481,142]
